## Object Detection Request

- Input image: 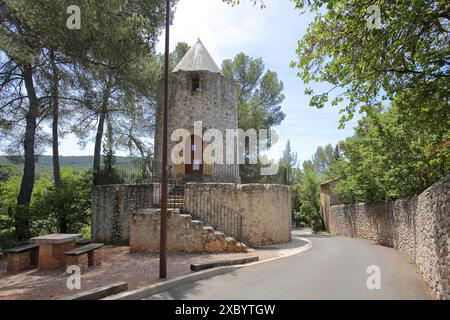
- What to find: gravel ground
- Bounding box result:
[0,236,308,300]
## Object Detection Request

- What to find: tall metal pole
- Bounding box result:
[160,0,170,279]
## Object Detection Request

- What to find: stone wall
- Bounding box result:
[185,183,292,246]
[329,176,450,299]
[92,184,160,243]
[91,182,291,247]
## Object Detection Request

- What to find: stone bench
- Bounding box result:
[6,243,39,272]
[64,243,104,271]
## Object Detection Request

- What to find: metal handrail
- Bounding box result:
[184,188,243,242]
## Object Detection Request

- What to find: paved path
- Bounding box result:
[147,231,433,300]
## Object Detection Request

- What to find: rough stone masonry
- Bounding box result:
[185,183,292,246]
[92,182,292,248]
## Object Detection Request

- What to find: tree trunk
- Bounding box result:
[50,51,66,233]
[16,65,39,241]
[93,79,112,185]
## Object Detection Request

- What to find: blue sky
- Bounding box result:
[52,0,359,165]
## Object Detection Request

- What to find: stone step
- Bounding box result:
[163,211,248,253]
[203,226,215,233]
[191,220,203,226]
[168,205,184,209]
[224,237,248,253]
[235,242,248,252]
[179,214,192,221]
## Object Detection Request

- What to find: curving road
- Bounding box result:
[147,230,433,300]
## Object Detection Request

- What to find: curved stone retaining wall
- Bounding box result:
[329,176,449,299]
[92,183,291,247]
[185,183,292,246]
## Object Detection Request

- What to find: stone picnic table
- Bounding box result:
[30,234,83,271]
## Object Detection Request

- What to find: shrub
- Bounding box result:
[0,167,92,241]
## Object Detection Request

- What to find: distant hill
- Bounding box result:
[0,156,141,172]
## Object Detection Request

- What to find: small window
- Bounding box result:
[191,75,200,92]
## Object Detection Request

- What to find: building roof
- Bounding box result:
[320,178,341,186]
[173,39,222,74]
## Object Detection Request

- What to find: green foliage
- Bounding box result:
[280,140,298,185]
[332,106,450,203]
[291,145,340,232]
[98,118,126,185]
[311,144,335,173]
[0,229,19,257]
[297,164,323,230]
[97,167,126,186]
[291,183,302,213]
[292,0,449,128]
[222,53,286,132]
[32,167,92,234]
[292,0,449,203]
[80,226,92,240]
[1,0,172,238]
[0,164,20,182]
[223,53,286,180]
[0,167,92,246]
[171,42,191,66]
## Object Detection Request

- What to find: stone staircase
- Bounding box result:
[149,183,248,253]
[183,214,248,253]
[131,208,248,253]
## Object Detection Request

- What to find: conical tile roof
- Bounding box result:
[173,39,221,74]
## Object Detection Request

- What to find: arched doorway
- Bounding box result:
[185,134,203,177]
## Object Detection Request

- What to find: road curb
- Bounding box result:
[103,265,245,300]
[191,256,259,271]
[246,236,313,267]
[61,282,128,300]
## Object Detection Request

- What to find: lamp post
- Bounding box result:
[160,0,170,279]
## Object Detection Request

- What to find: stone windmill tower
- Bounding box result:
[154,39,239,183]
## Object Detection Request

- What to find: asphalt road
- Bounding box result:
[147,231,433,300]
